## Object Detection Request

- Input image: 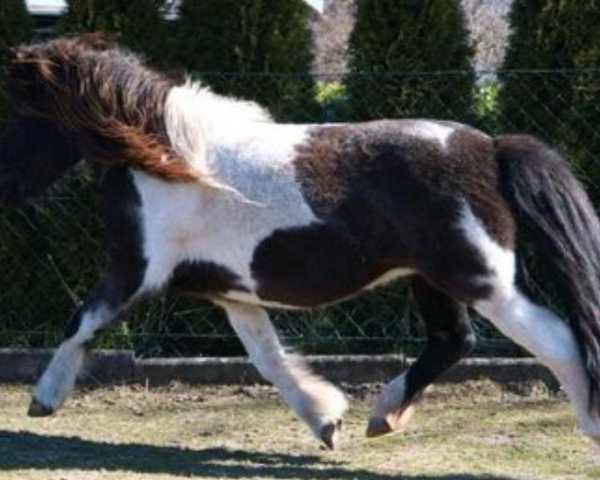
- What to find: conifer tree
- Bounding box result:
[499,0,600,200]
[345,0,475,121]
[174,0,319,121]
[0,0,32,127]
[59,0,169,66]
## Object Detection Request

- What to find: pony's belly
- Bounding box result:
[364,267,416,289]
[248,222,414,307]
[218,290,305,310]
[219,265,414,310]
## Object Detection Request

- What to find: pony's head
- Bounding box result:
[0,36,101,205]
[0,116,81,206]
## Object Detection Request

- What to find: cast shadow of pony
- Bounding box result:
[0,430,519,479]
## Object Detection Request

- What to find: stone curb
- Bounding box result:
[0,348,557,388]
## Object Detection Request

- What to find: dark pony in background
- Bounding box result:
[2,35,600,450]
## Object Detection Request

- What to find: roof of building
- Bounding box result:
[25,0,321,17]
[26,0,66,16]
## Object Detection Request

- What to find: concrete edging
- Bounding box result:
[0,348,557,388]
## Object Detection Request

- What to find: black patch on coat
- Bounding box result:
[251,222,394,306]
[446,128,515,247]
[54,167,148,348]
[252,121,507,307]
[98,167,148,308]
[64,167,148,341]
[171,261,249,296]
[294,120,515,248]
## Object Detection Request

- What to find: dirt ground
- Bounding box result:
[0,380,599,479]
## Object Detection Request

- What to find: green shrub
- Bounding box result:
[345,0,475,121]
[315,81,347,121]
[473,79,501,132]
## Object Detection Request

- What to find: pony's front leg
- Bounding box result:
[28,284,133,416]
[217,301,348,449]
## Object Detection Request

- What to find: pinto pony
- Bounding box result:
[2,36,600,450]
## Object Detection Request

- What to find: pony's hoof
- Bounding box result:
[366,405,414,438]
[27,398,54,417]
[366,416,392,437]
[320,419,342,450]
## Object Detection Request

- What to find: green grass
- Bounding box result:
[0,380,598,479]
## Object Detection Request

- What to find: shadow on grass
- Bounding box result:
[0,430,519,479]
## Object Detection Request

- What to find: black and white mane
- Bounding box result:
[2,35,600,450]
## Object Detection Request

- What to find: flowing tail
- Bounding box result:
[496,134,600,410]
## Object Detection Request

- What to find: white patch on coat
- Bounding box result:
[365,267,415,290]
[218,290,304,310]
[402,120,455,149]
[371,372,407,419]
[135,84,318,292]
[458,203,600,440]
[458,202,515,294]
[164,82,272,174]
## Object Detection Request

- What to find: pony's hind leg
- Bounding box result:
[216,301,348,449]
[367,277,475,437]
[475,287,600,443]
[456,203,600,443]
[28,281,137,416]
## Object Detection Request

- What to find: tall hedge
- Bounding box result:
[345,0,475,121]
[59,0,169,66]
[498,0,600,201]
[0,0,32,127]
[173,0,319,122]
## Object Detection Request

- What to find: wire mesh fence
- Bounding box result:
[1,69,598,358]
